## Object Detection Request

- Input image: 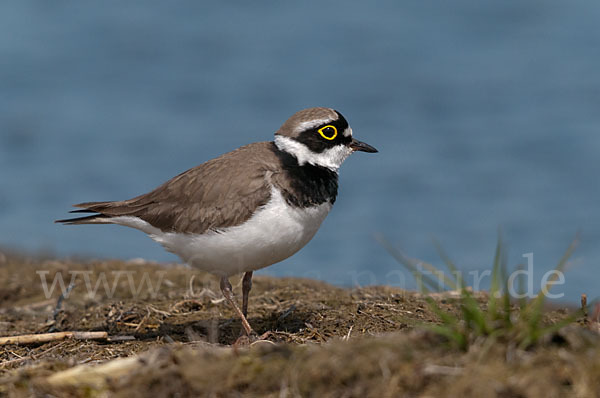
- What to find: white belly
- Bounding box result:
[111,187,332,276]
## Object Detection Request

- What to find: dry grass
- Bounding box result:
[0,252,598,397]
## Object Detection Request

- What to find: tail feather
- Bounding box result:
[71,200,149,217]
[57,197,152,225]
[57,200,134,225]
[73,200,115,209]
[68,209,98,214]
[55,214,111,225]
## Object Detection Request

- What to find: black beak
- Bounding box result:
[350,138,378,153]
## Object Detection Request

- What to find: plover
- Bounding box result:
[57,107,377,337]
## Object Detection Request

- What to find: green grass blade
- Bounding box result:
[528,237,579,331]
[432,239,461,290]
[487,235,504,321]
[416,259,458,291]
[376,234,442,291]
[380,232,579,351]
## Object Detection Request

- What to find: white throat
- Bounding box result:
[274,135,352,171]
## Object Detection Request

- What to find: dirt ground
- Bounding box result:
[0,252,599,397]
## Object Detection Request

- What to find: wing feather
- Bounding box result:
[57,142,280,234]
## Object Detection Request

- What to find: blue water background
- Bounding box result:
[1,1,599,302]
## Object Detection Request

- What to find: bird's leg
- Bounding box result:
[220,276,254,336]
[242,271,253,318]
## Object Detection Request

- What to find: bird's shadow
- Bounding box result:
[134,305,310,345]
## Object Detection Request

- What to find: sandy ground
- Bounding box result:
[1,252,599,397]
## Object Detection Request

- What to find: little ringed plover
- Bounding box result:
[57,107,377,337]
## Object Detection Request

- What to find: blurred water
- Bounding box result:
[1,1,599,302]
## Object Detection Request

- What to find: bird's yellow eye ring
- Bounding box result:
[317,125,337,140]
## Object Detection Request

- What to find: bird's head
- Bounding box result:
[274,107,377,171]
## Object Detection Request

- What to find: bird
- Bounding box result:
[56,107,377,338]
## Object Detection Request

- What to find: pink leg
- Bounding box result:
[220,276,254,336]
[242,271,253,318]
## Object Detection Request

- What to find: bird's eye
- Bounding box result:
[317,125,337,140]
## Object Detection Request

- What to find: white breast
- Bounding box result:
[110,187,332,276]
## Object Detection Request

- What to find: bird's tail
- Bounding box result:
[55,201,120,225]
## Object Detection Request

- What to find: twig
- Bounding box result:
[8,350,23,359]
[188,274,196,297]
[106,335,136,342]
[53,282,75,319]
[134,309,151,332]
[170,299,205,313]
[0,331,108,346]
[147,305,171,317]
[0,341,69,367]
[0,356,29,368]
[48,281,76,332]
[342,325,354,341]
[191,286,221,302]
[116,322,159,329]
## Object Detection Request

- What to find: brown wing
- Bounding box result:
[59,142,281,234]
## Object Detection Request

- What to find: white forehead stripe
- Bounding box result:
[274,135,352,171]
[343,127,353,137]
[295,117,337,133]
